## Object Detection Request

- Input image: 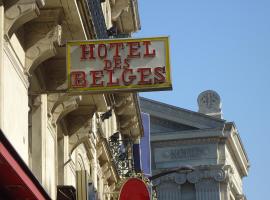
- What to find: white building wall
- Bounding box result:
[2,38,28,163]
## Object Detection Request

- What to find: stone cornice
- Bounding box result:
[152,136,226,147]
[225,123,249,177]
[140,97,225,129]
[151,127,225,142]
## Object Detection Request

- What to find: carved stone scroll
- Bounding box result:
[51,95,82,125]
[187,166,230,184]
[111,0,130,21]
[4,0,41,37]
[25,25,62,75]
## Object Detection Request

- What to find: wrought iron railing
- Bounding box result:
[108,132,134,177]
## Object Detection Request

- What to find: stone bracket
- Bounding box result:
[111,0,130,21]
[4,0,42,37]
[25,24,62,75]
[50,95,82,125]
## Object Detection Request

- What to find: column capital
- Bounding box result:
[187,165,233,184]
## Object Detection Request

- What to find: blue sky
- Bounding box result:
[134,1,270,199]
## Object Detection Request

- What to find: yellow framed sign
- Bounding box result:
[67,37,172,93]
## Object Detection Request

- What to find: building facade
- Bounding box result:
[0,0,141,199]
[140,90,249,200]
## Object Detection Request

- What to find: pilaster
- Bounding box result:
[31,94,47,184]
[194,180,220,200]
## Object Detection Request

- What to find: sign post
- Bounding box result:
[67,37,172,93]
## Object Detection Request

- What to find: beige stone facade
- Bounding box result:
[0,0,141,199]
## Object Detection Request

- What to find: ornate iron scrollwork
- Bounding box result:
[109,132,134,177]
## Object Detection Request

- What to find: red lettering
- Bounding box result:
[114,57,122,69]
[106,69,120,86]
[123,58,130,69]
[143,41,156,57]
[110,43,124,58]
[104,59,112,70]
[122,68,136,85]
[70,71,87,87]
[80,44,95,60]
[90,70,104,87]
[127,42,140,58]
[137,68,152,85]
[154,66,166,84]
[98,44,107,59]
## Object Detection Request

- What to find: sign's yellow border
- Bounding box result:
[66,36,172,92]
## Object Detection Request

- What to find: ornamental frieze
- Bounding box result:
[152,165,232,187]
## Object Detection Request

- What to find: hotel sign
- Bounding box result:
[67,37,172,93]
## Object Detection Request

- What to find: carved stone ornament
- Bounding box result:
[186,165,231,184]
[186,170,200,183]
[152,173,187,186]
[197,90,222,117]
[4,0,41,37]
[51,95,82,125]
[25,25,62,75]
[213,168,226,182]
[111,0,130,21]
[47,93,70,116]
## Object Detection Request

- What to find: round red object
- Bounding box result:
[118,178,150,200]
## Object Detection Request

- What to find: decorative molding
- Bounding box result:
[50,95,82,125]
[120,116,137,130]
[48,93,70,116]
[25,25,62,74]
[152,165,233,188]
[152,173,187,187]
[111,0,130,21]
[101,163,109,173]
[104,170,112,180]
[140,97,225,129]
[198,90,222,118]
[186,165,232,184]
[32,95,42,107]
[153,137,224,147]
[115,97,133,115]
[4,0,40,37]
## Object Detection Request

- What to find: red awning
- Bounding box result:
[0,129,51,200]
